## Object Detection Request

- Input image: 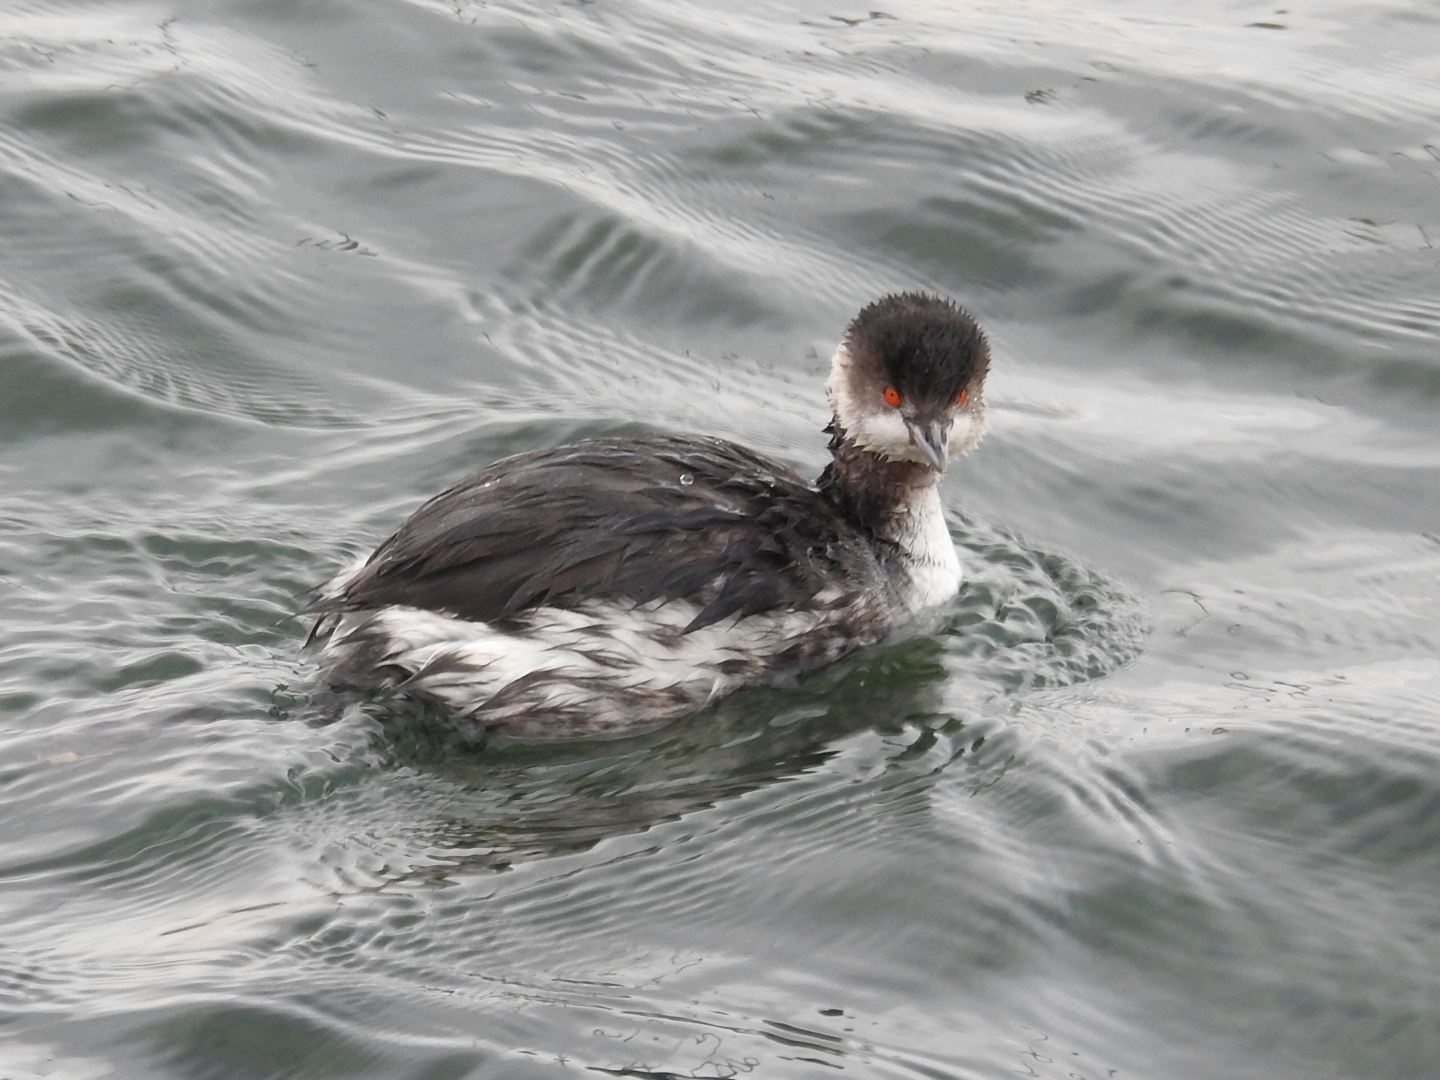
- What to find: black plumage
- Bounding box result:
[308,435,889,638]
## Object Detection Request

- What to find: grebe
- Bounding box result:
[307,293,990,737]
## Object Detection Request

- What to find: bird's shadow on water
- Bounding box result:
[300,635,963,875]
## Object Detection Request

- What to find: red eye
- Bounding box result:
[883,385,901,407]
[957,388,969,406]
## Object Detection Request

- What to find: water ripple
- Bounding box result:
[2,0,1439,1077]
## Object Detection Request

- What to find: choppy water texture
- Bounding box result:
[2,0,1438,1076]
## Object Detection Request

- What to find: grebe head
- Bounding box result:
[825,293,991,473]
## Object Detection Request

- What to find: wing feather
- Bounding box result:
[308,435,880,632]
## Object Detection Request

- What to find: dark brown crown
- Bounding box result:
[844,293,989,407]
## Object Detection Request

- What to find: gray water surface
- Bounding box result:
[2,1,1439,1077]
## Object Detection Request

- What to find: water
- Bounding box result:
[2,0,1438,1076]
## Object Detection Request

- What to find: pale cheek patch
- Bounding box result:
[825,344,864,428]
[828,345,925,463]
[948,411,988,457]
[850,410,916,461]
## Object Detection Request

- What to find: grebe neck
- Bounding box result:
[816,422,940,543]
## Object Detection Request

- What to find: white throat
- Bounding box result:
[881,482,963,611]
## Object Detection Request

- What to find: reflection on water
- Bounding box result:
[2,0,1439,1077]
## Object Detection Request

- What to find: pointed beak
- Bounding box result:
[906,417,950,473]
